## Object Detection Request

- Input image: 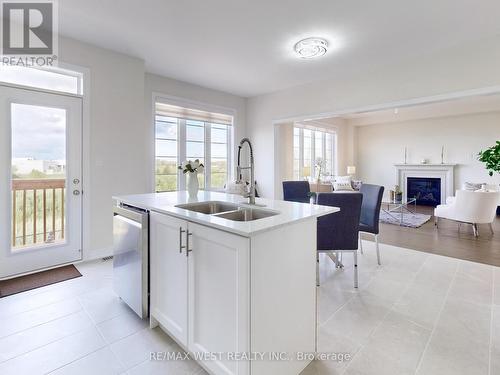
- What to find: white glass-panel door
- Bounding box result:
[0,85,82,278]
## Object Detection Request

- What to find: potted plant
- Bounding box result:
[394,185,403,204]
[178,159,204,197]
[478,141,500,177]
[478,141,500,214]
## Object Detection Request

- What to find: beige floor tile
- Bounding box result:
[0,298,82,338]
[322,294,390,346]
[110,328,155,369]
[447,273,493,306]
[78,287,131,324]
[491,305,500,374]
[493,267,500,305]
[127,357,201,375]
[357,276,410,304]
[0,327,106,375]
[392,284,447,329]
[416,298,491,375]
[300,359,348,375]
[0,311,93,363]
[345,311,431,375]
[457,260,494,284]
[317,286,355,325]
[97,308,148,344]
[50,347,124,375]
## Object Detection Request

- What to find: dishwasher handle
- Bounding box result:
[113,204,147,223]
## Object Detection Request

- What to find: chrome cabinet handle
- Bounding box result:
[179,227,186,253]
[186,231,193,257]
[73,190,80,195]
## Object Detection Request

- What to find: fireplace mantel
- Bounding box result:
[394,164,456,203]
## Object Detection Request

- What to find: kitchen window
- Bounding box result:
[293,126,336,180]
[155,102,233,192]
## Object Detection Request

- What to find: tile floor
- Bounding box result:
[307,241,500,375]
[0,241,498,375]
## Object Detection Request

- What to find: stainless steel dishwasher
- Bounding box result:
[113,203,149,318]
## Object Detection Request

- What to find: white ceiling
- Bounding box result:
[59,0,500,97]
[312,94,500,126]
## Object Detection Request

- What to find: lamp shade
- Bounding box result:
[347,166,356,175]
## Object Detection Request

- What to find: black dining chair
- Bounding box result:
[282,181,312,204]
[317,192,363,288]
[358,184,384,265]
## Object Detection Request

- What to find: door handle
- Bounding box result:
[73,190,80,196]
[186,231,193,257]
[179,227,186,253]
[73,178,80,185]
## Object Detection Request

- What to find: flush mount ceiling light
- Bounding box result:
[294,37,328,59]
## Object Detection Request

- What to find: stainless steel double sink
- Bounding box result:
[175,201,279,222]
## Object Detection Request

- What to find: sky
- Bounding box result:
[11,103,66,161]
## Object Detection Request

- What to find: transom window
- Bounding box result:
[155,102,233,192]
[0,65,82,95]
[293,126,336,180]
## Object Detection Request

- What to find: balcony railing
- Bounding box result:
[12,179,65,248]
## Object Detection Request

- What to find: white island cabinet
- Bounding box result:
[150,212,250,375]
[115,191,338,375]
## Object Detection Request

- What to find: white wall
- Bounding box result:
[59,37,148,259]
[59,38,246,260]
[355,112,500,197]
[247,35,500,198]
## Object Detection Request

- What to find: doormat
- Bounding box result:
[0,265,82,298]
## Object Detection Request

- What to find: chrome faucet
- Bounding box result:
[237,138,255,205]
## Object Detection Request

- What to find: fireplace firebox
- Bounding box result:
[407,177,441,206]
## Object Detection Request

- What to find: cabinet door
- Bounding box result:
[187,222,250,375]
[150,212,188,347]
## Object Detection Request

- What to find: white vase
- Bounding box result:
[187,172,199,197]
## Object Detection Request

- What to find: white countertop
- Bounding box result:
[113,191,339,237]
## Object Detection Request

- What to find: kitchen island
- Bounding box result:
[114,191,338,375]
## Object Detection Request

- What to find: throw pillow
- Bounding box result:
[335,175,352,183]
[333,181,354,191]
[463,182,484,191]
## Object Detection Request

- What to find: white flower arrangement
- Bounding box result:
[315,157,326,179]
[178,159,204,174]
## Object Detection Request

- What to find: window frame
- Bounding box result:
[293,125,336,180]
[154,115,179,193]
[153,97,234,193]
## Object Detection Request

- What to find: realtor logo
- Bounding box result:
[1,0,57,65]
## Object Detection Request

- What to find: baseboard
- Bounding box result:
[82,246,113,262]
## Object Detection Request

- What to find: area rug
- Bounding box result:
[0,265,82,298]
[379,211,431,228]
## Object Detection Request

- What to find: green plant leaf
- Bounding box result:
[478,141,500,176]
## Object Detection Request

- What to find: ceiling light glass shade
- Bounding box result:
[294,37,328,59]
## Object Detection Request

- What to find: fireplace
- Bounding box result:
[407,177,441,206]
[395,163,455,205]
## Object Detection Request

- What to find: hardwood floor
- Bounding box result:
[362,205,500,267]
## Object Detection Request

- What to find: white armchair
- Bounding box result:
[434,190,500,236]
